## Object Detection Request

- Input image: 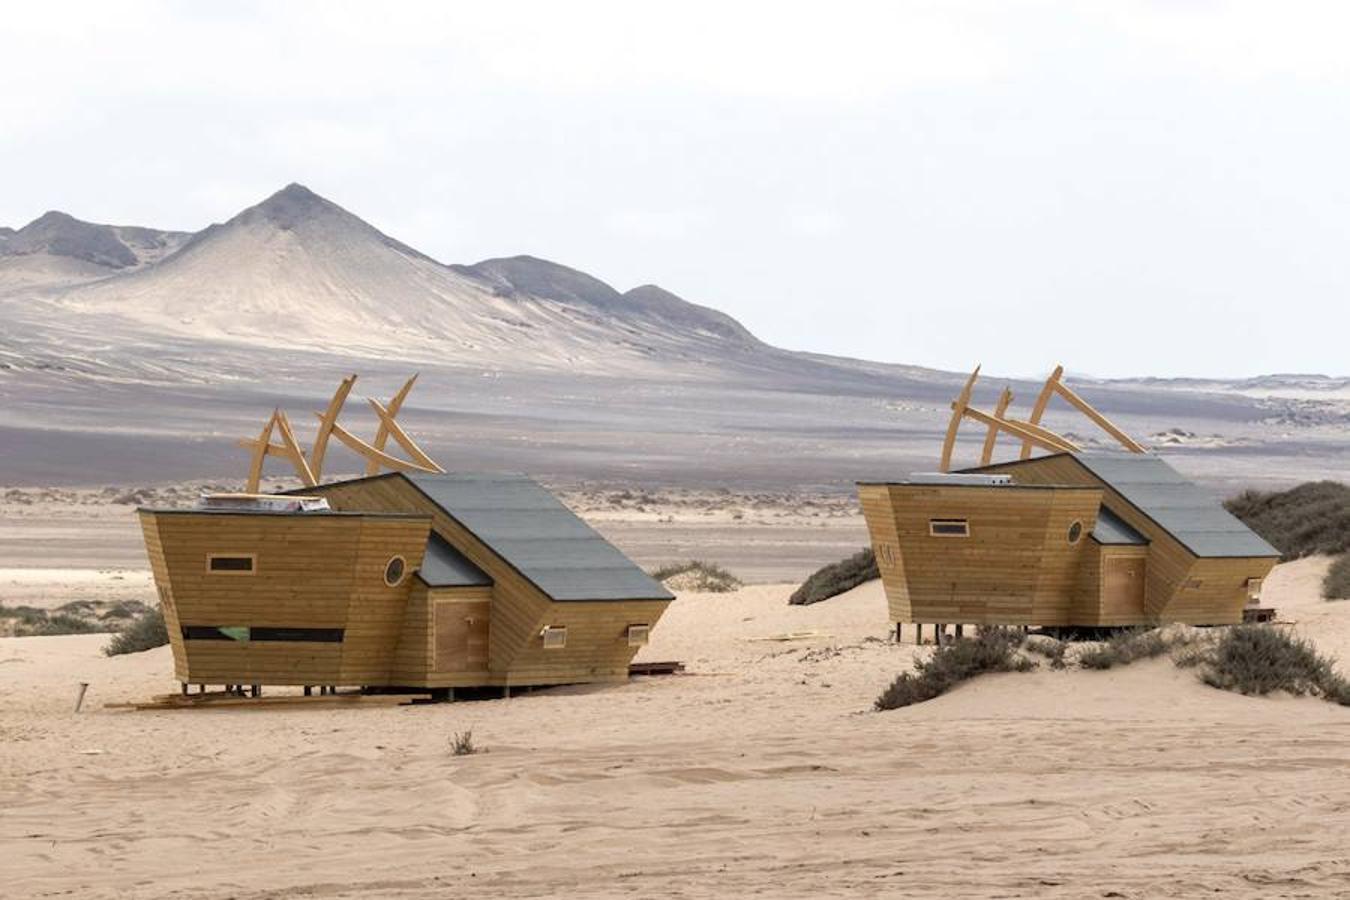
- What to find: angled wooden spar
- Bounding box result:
[322,418,442,474]
[1020,363,1146,457]
[365,375,418,476]
[939,365,980,473]
[980,386,1013,466]
[274,410,317,486]
[960,405,1079,454]
[366,398,445,473]
[1021,365,1063,459]
[242,412,280,493]
[1051,379,1147,453]
[309,374,357,482]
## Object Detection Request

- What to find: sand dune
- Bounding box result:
[3,558,1349,898]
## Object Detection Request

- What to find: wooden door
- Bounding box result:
[1102,556,1146,618]
[435,600,490,673]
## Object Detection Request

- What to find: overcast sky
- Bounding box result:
[3,1,1347,378]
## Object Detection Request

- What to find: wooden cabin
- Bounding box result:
[859,453,1279,630]
[139,472,674,694]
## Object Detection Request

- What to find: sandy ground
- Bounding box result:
[2,557,1349,899]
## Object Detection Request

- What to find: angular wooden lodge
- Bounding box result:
[860,365,1281,632]
[140,471,673,695]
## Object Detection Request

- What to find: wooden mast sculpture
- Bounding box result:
[238,374,445,492]
[938,364,1145,471]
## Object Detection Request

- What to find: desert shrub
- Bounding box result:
[99,600,150,621]
[0,604,50,627]
[1024,634,1069,670]
[103,606,168,656]
[34,613,104,636]
[1199,625,1350,703]
[650,560,741,593]
[875,627,1035,710]
[1324,554,1350,601]
[1076,628,1170,670]
[1224,481,1350,560]
[789,548,878,605]
[450,729,478,756]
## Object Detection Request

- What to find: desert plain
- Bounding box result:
[3,482,1350,899]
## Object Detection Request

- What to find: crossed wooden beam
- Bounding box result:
[238,374,445,492]
[939,364,1146,472]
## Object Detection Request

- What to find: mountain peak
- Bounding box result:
[234,182,349,231]
[5,210,139,269]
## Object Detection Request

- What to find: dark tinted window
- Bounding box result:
[181,626,344,643]
[208,556,254,572]
[252,627,344,643]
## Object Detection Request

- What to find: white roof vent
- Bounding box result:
[906,472,1013,486]
[198,493,331,512]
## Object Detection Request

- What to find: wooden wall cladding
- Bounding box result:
[860,484,1102,626]
[141,510,429,685]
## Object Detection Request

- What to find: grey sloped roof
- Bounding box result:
[1091,506,1147,545]
[418,533,492,588]
[404,473,674,602]
[1072,454,1279,558]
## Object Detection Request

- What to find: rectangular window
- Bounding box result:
[181,626,344,643]
[181,625,249,641]
[207,554,255,574]
[1246,577,1263,601]
[541,625,567,649]
[251,627,344,643]
[626,624,651,647]
[928,519,970,538]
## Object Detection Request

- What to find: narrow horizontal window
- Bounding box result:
[180,626,344,643]
[251,627,344,643]
[627,624,651,647]
[928,519,969,538]
[541,625,567,649]
[207,554,255,574]
[182,625,249,641]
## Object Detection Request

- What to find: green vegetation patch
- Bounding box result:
[875,627,1035,710]
[650,560,742,593]
[1225,480,1350,560]
[789,548,878,606]
[104,607,169,656]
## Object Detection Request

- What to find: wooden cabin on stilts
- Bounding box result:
[139,375,673,699]
[860,365,1280,641]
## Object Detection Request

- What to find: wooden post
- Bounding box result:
[895,622,902,643]
[304,685,312,697]
[74,682,89,713]
[250,684,260,698]
[955,624,964,638]
[181,682,188,697]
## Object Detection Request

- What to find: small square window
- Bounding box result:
[541,625,567,649]
[928,519,969,538]
[627,624,651,647]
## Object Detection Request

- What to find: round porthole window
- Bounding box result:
[384,556,406,587]
[1067,520,1084,544]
